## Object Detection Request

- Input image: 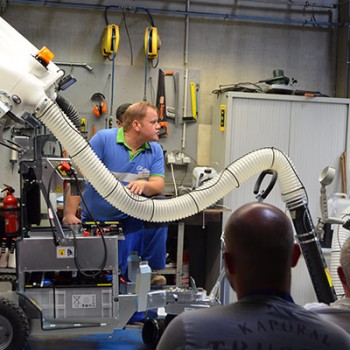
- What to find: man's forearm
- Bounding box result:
[64,194,81,217]
[62,186,81,224]
[143,176,164,196]
[126,177,164,196]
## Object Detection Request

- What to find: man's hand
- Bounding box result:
[63,184,82,225]
[62,213,82,225]
[126,176,164,196]
[126,180,147,195]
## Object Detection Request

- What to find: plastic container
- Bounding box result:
[127,251,141,282]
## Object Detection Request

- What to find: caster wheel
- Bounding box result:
[0,297,29,350]
[142,318,165,348]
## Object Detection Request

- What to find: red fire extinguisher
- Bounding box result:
[1,185,19,235]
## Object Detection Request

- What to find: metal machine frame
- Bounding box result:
[0,130,220,350]
[0,16,337,349]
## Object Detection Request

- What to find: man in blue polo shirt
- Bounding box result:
[63,101,167,284]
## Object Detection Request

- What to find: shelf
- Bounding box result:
[0,269,15,274]
[157,267,176,275]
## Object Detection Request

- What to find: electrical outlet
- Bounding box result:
[175,154,183,164]
[167,152,176,164]
[183,155,191,164]
[167,152,190,166]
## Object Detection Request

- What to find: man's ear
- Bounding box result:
[337,266,347,285]
[291,243,301,268]
[132,120,140,132]
[224,251,235,275]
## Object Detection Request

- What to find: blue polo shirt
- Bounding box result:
[81,127,165,223]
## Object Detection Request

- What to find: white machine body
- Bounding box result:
[0,17,63,119]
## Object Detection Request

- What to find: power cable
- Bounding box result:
[121,10,134,66]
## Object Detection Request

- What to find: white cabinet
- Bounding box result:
[211,92,350,226]
[211,92,350,305]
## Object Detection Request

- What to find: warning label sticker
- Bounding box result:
[56,246,74,258]
[72,294,96,309]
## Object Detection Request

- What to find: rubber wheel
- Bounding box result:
[0,275,17,291]
[142,318,165,349]
[0,297,29,350]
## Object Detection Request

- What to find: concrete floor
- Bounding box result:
[25,327,152,350]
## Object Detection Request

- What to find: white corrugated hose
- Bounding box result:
[37,100,307,223]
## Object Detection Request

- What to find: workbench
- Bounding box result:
[162,207,227,292]
[57,205,226,292]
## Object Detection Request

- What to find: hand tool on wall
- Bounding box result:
[341,151,347,194]
[80,118,88,140]
[108,116,114,129]
[156,69,175,137]
[90,124,96,138]
[80,118,86,133]
[156,69,167,136]
[190,82,198,120]
[169,72,180,128]
[183,81,199,121]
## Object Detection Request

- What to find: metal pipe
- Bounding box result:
[55,61,93,72]
[181,0,190,152]
[8,0,339,28]
[8,0,337,11]
[241,0,336,9]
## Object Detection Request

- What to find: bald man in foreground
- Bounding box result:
[157,202,350,350]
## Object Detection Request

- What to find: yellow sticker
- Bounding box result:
[58,248,65,256]
[325,267,333,287]
[55,185,63,193]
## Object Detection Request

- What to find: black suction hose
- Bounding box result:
[289,203,337,304]
[55,94,80,128]
[253,170,336,304]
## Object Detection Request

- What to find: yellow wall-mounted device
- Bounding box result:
[144,26,160,59]
[101,24,120,57]
[219,104,226,131]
